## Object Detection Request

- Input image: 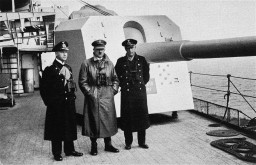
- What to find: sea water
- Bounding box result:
[187,56,256,118]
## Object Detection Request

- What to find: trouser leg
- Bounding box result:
[90,137,98,155]
[124,131,133,145]
[90,137,97,144]
[104,137,112,146]
[138,130,146,145]
[51,140,62,156]
[64,141,75,154]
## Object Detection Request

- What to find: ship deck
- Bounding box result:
[0,91,255,165]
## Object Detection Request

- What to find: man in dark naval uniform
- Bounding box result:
[115,39,150,150]
[40,41,83,161]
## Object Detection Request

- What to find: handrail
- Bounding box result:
[194,97,252,120]
[189,72,227,77]
[191,71,256,80]
[191,85,226,93]
[191,85,256,98]
[189,71,256,123]
[229,80,256,113]
[230,76,256,81]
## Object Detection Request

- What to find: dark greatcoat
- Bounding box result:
[40,60,77,141]
[79,54,119,138]
[115,53,150,132]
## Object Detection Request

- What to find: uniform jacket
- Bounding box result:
[115,53,150,132]
[40,60,77,141]
[79,54,119,138]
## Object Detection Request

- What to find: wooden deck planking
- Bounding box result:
[0,91,256,165]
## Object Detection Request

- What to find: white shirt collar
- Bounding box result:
[93,56,103,61]
[56,58,65,65]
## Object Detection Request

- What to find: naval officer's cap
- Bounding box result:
[52,41,69,52]
[92,39,107,49]
[122,39,137,48]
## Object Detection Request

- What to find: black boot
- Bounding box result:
[105,145,119,153]
[104,137,119,153]
[90,142,98,156]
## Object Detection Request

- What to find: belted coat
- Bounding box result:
[115,54,150,132]
[40,60,77,141]
[79,54,119,138]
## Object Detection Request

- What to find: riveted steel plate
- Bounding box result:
[206,129,240,137]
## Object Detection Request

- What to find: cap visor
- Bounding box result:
[94,46,105,49]
[125,45,135,49]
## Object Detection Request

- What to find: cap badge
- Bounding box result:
[62,42,67,48]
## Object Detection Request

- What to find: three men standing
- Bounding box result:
[79,40,120,156]
[40,41,83,161]
[115,39,150,150]
[41,39,150,161]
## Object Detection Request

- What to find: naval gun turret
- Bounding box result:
[54,15,256,117]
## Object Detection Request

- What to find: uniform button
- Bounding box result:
[140,88,141,90]
[127,89,129,91]
[140,76,142,78]
[65,97,67,100]
[126,71,128,73]
[120,76,123,78]
[138,64,140,66]
[139,70,141,72]
[126,77,128,79]
[65,91,67,93]
[140,82,142,84]
[127,83,129,85]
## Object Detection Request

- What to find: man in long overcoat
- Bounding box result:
[115,39,150,150]
[79,39,119,156]
[40,41,83,161]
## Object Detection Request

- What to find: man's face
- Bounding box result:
[93,47,105,58]
[56,50,68,62]
[125,46,136,57]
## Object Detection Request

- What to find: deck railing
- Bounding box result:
[189,71,256,128]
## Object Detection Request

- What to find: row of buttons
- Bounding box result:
[126,87,143,91]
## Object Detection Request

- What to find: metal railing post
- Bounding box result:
[206,102,209,115]
[238,111,240,126]
[223,74,231,122]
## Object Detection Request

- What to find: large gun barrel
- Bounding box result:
[137,36,256,63]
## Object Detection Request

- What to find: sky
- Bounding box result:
[40,0,256,41]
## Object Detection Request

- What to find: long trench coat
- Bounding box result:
[115,54,150,132]
[40,60,77,141]
[79,54,119,138]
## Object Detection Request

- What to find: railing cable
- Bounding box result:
[229,80,256,113]
[190,71,256,119]
[192,85,256,99]
[190,72,227,77]
[191,85,226,93]
[230,76,256,81]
